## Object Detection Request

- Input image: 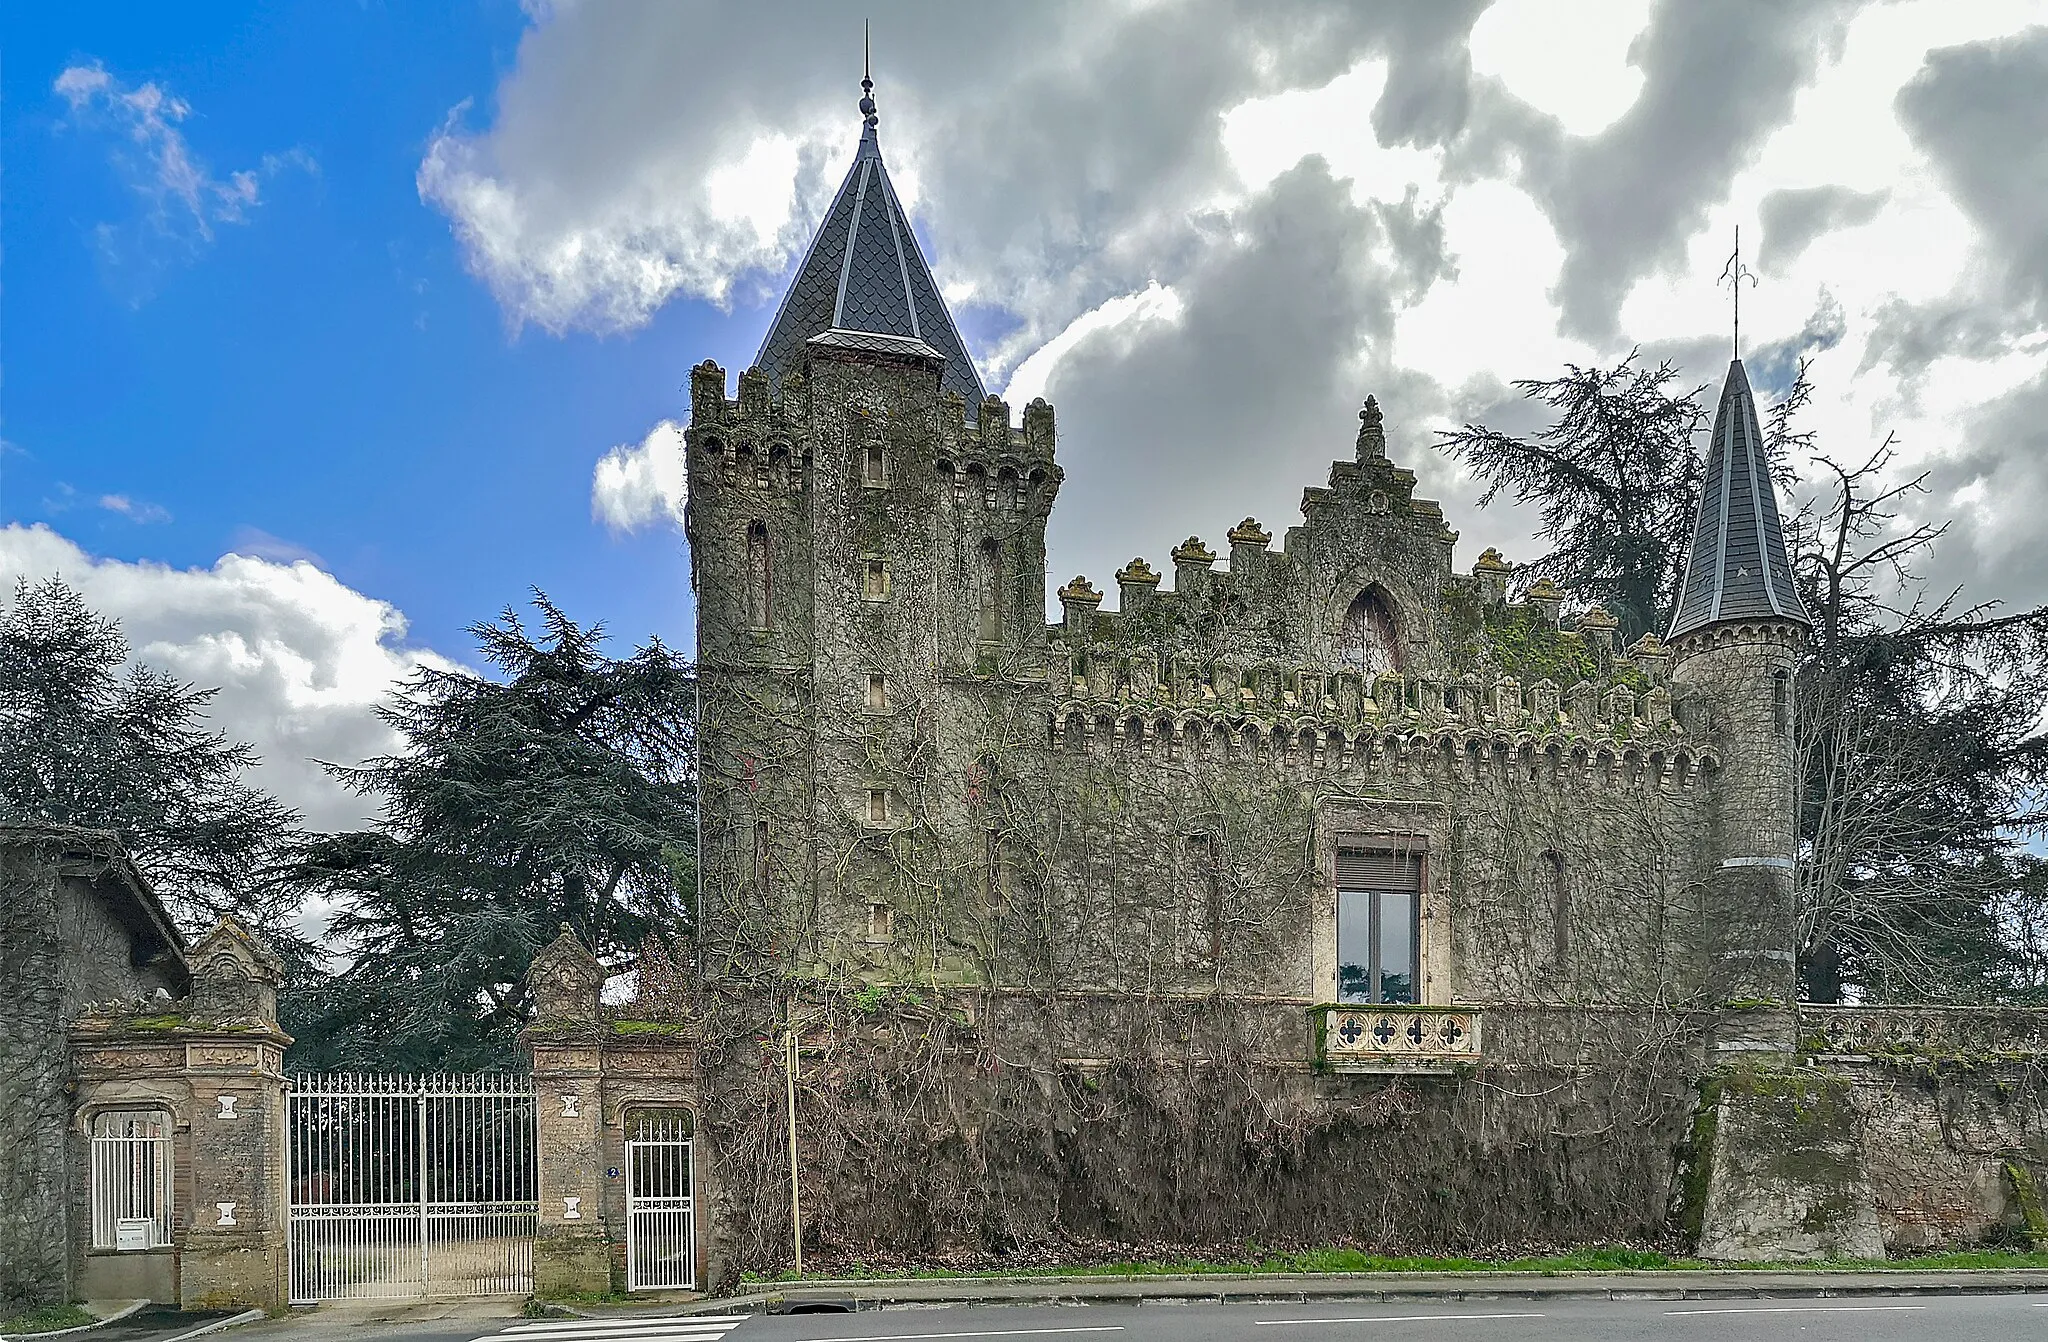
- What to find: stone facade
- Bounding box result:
[685,363,1738,1027]
[65,918,294,1310]
[1,827,186,1311]
[657,95,1826,1278]
[0,825,295,1311]
[526,929,716,1296]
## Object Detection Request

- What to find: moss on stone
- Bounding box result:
[1478,605,1598,685]
[1675,1075,1722,1249]
[610,1020,692,1037]
[2006,1160,2048,1248]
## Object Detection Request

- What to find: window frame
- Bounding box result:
[861,558,890,602]
[1334,844,1424,1005]
[89,1107,175,1251]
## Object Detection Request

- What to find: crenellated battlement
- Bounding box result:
[1045,700,1715,789]
[686,360,1061,512]
[1044,647,1683,745]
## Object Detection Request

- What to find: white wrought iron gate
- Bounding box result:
[288,1073,537,1303]
[625,1109,695,1290]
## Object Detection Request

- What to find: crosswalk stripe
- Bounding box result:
[495,1331,738,1340]
[491,1324,745,1342]
[503,1320,750,1334]
[492,1331,741,1341]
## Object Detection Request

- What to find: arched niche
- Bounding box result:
[1336,587,1401,676]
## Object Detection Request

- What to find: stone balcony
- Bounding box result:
[1312,1004,1482,1073]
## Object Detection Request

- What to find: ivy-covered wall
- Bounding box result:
[1,829,186,1311]
[679,353,1776,1273]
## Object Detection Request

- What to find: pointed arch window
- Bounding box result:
[746,522,771,629]
[1337,588,1401,675]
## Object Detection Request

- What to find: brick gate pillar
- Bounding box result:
[525,928,611,1296]
[70,919,292,1309]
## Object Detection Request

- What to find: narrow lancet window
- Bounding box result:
[1545,850,1568,967]
[977,539,1002,642]
[746,522,771,629]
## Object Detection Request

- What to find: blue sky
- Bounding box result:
[6,1,2045,833]
[4,2,754,658]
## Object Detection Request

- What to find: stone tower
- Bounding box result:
[1666,358,1809,1055]
[684,73,1058,973]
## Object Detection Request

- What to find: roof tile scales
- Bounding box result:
[754,122,986,407]
[1667,359,1808,640]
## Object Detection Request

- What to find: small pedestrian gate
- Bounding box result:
[625,1108,696,1290]
[288,1073,537,1303]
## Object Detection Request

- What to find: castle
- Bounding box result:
[627,79,2048,1283]
[685,82,1803,1046]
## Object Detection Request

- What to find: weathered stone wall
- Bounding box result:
[687,358,1726,1013]
[1,830,185,1311]
[675,993,1708,1279]
[68,920,293,1310]
[676,354,1764,1274]
[1,843,71,1311]
[1802,1006,2048,1251]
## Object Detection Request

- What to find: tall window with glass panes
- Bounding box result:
[1336,846,1420,1004]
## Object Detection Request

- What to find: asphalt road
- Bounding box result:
[434,1296,2048,1342]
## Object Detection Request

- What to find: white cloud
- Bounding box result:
[1002,282,1185,408]
[592,420,688,533]
[1395,180,1588,390]
[434,3,2048,622]
[98,494,172,524]
[1469,0,1653,137]
[0,524,455,833]
[1222,59,1444,208]
[54,60,307,244]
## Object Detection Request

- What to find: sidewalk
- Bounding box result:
[568,1267,2048,1316]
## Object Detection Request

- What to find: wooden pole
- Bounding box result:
[785,1025,803,1278]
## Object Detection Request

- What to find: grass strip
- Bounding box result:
[742,1244,2048,1284]
[0,1305,98,1335]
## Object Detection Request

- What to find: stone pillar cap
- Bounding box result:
[1057,577,1103,605]
[1115,558,1161,586]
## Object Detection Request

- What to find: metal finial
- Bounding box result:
[859,21,877,128]
[1719,224,1757,359]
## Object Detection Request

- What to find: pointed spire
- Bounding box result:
[1666,359,1808,641]
[751,49,986,407]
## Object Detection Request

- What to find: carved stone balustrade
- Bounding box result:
[1312,1004,1481,1073]
[1798,1004,2048,1062]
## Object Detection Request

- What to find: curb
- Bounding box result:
[0,1303,151,1342]
[153,1310,265,1342]
[646,1269,2048,1315]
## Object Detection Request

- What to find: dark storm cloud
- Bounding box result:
[1917,367,2048,613]
[1861,296,2035,386]
[1369,1,1489,148]
[1518,0,1856,341]
[1036,160,1459,598]
[910,0,1489,370]
[1757,186,1889,276]
[1896,25,2048,324]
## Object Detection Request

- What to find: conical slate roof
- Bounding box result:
[753,116,986,407]
[1667,359,1808,640]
